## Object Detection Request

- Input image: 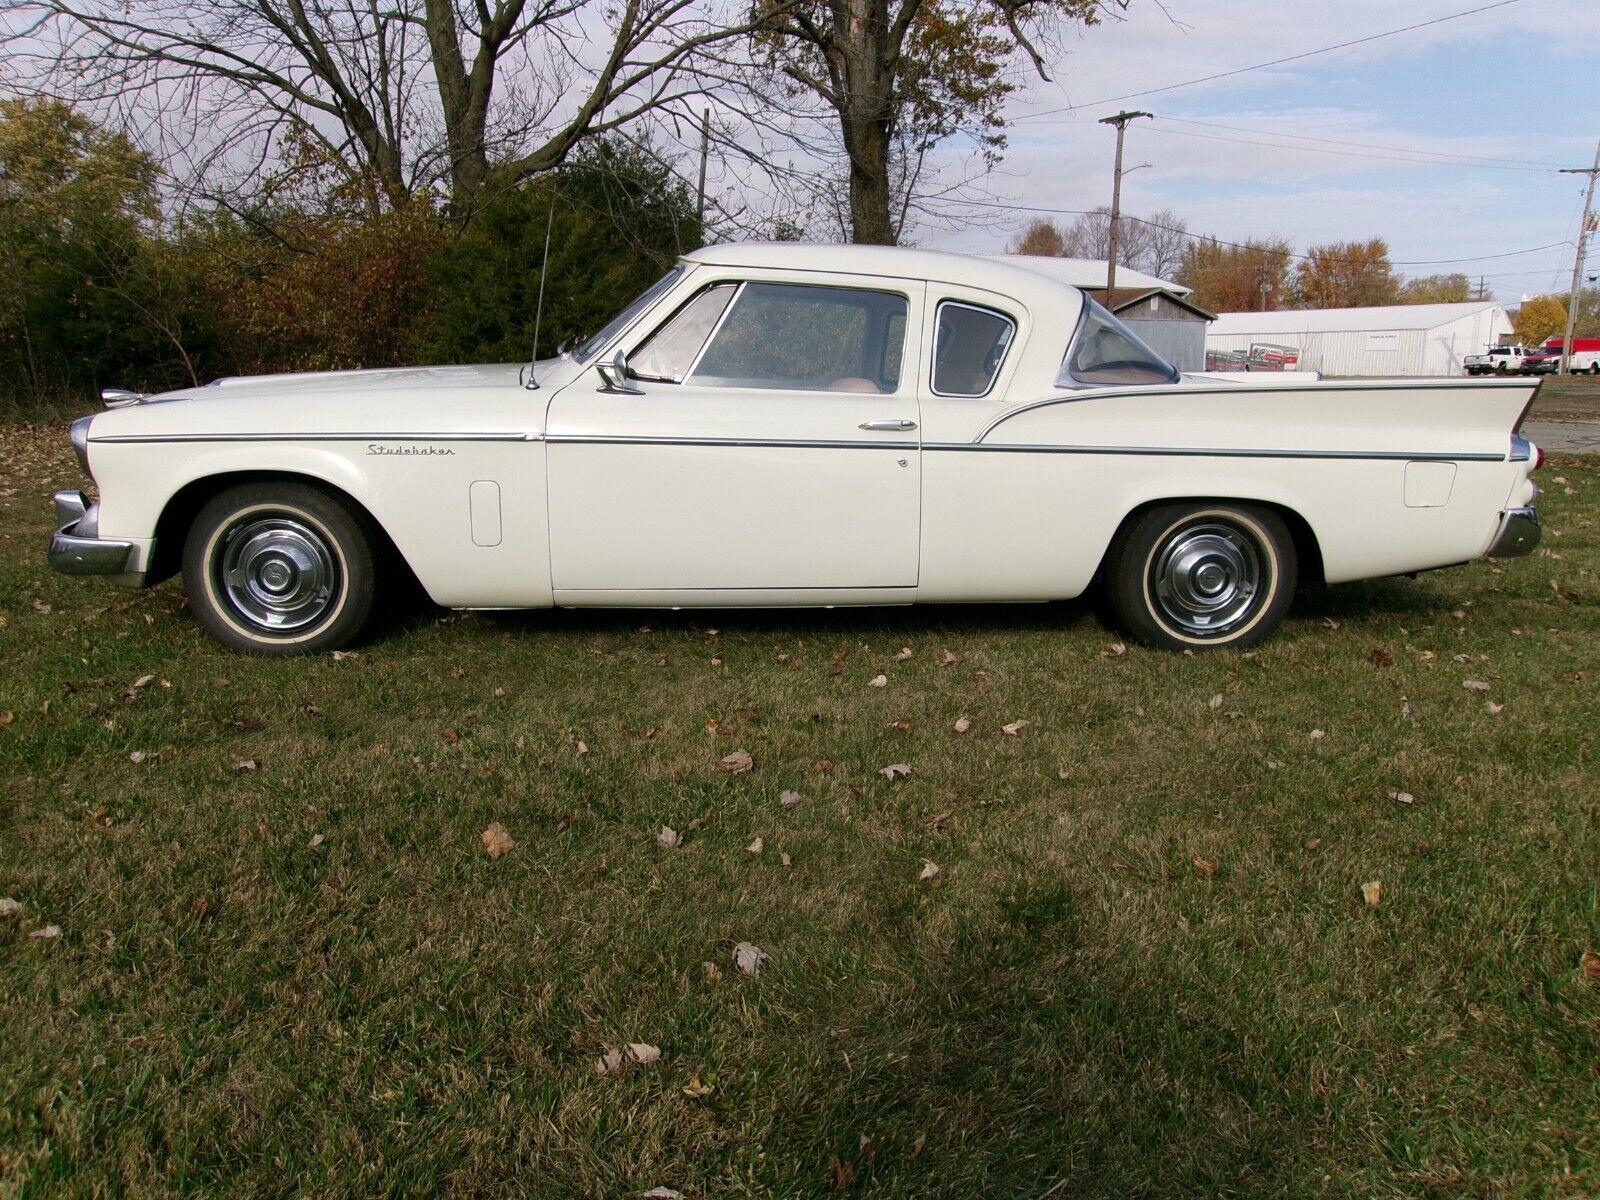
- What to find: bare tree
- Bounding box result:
[750,0,1115,245]
[1027,205,1189,281]
[1,0,792,216]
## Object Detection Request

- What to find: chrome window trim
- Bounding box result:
[681,281,748,383]
[627,281,742,384]
[574,265,686,364]
[1059,297,1181,390]
[929,300,1017,399]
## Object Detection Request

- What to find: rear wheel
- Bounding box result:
[1105,503,1297,651]
[183,483,377,654]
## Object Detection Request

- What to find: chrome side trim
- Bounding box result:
[922,442,1505,462]
[546,434,919,452]
[1485,506,1540,557]
[974,377,1536,443]
[89,431,538,444]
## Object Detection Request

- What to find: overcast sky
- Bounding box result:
[913,0,1594,303]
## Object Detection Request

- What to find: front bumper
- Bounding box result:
[48,491,144,583]
[1486,506,1540,558]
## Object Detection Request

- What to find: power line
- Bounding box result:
[1150,116,1572,171]
[1136,124,1562,173]
[1011,0,1532,123]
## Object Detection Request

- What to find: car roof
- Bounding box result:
[681,241,1082,299]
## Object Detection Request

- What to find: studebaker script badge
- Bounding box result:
[367,443,456,456]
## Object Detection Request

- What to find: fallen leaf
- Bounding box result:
[867,674,888,688]
[0,711,11,726]
[1389,789,1415,805]
[1321,617,1339,631]
[31,599,51,614]
[1102,642,1127,658]
[1463,680,1491,692]
[780,852,792,867]
[709,657,722,667]
[681,1074,713,1099]
[1001,719,1031,736]
[129,750,148,764]
[826,661,844,676]
[229,754,256,773]
[815,760,833,772]
[1362,880,1383,907]
[627,1042,661,1065]
[940,650,958,666]
[718,749,754,774]
[1309,729,1326,741]
[132,673,155,689]
[733,941,770,977]
[0,898,19,916]
[330,649,358,661]
[1304,838,1323,852]
[308,833,326,849]
[480,823,515,858]
[657,825,681,849]
[1581,950,1600,981]
[1368,647,1393,668]
[893,647,913,661]
[28,924,61,940]
[441,727,461,744]
[919,859,941,880]
[913,1132,927,1155]
[830,1156,856,1191]
[1193,856,1217,877]
[595,1049,624,1076]
[702,961,721,982]
[1207,694,1224,710]
[574,739,589,756]
[953,715,973,733]
[641,1189,684,1199]
[1486,700,1505,715]
[746,837,764,854]
[779,789,803,807]
[878,763,912,781]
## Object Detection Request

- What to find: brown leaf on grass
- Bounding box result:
[1304,838,1323,852]
[595,1049,624,1076]
[330,650,359,661]
[912,1132,927,1155]
[780,852,793,867]
[481,823,515,858]
[1581,950,1600,981]
[827,661,844,676]
[779,790,803,807]
[1102,642,1127,658]
[308,833,326,849]
[132,673,155,689]
[829,1157,856,1191]
[1486,700,1505,715]
[1389,789,1415,805]
[441,728,461,744]
[229,755,257,773]
[867,674,888,688]
[574,739,589,757]
[940,650,958,667]
[128,750,150,764]
[893,647,913,661]
[28,924,61,940]
[878,763,912,781]
[657,825,681,850]
[641,1189,684,1199]
[1001,719,1031,736]
[919,859,941,881]
[733,941,770,977]
[746,837,764,855]
[702,961,722,982]
[953,715,973,733]
[1207,694,1224,710]
[885,720,913,732]
[0,897,20,917]
[718,749,754,774]
[627,1043,661,1065]
[448,665,466,679]
[1369,647,1394,668]
[1362,880,1383,907]
[0,711,12,726]
[1309,729,1326,741]
[31,599,51,614]
[1321,617,1340,631]
[1463,680,1491,692]
[682,1074,713,1099]
[1193,856,1217,878]
[815,760,834,772]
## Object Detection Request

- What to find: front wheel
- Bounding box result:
[1105,503,1297,651]
[183,482,378,654]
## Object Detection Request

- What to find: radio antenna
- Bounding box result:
[525,202,556,390]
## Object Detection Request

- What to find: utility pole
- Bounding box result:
[695,108,711,226]
[1099,110,1151,295]
[1558,138,1599,375]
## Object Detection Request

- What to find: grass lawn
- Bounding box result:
[1,419,1597,1198]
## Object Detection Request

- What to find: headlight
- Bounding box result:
[69,415,94,480]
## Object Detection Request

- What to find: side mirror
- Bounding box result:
[596,351,644,395]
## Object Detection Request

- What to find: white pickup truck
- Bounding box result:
[1464,345,1529,375]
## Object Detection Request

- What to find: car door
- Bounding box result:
[545,274,924,594]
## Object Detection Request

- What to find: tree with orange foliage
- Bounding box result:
[1293,239,1400,308]
[1513,295,1567,346]
[1177,237,1294,313]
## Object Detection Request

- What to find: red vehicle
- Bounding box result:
[1530,337,1600,375]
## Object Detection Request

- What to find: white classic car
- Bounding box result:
[49,243,1544,654]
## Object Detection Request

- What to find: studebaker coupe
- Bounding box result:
[49,243,1544,654]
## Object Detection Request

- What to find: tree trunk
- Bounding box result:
[836,0,898,244]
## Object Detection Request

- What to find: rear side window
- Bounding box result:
[1061,298,1180,387]
[690,282,907,393]
[932,302,1015,396]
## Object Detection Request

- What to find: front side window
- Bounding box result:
[1060,298,1180,387]
[628,283,738,382]
[932,302,1016,396]
[689,283,908,393]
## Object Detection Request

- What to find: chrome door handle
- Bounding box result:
[858,419,917,431]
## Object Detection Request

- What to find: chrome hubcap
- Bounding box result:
[1150,522,1263,637]
[216,516,340,633]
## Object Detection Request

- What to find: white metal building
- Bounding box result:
[1205,301,1512,377]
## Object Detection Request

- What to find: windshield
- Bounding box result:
[1059,298,1180,387]
[573,266,685,363]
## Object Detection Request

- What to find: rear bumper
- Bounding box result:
[1485,506,1540,558]
[48,491,146,585]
